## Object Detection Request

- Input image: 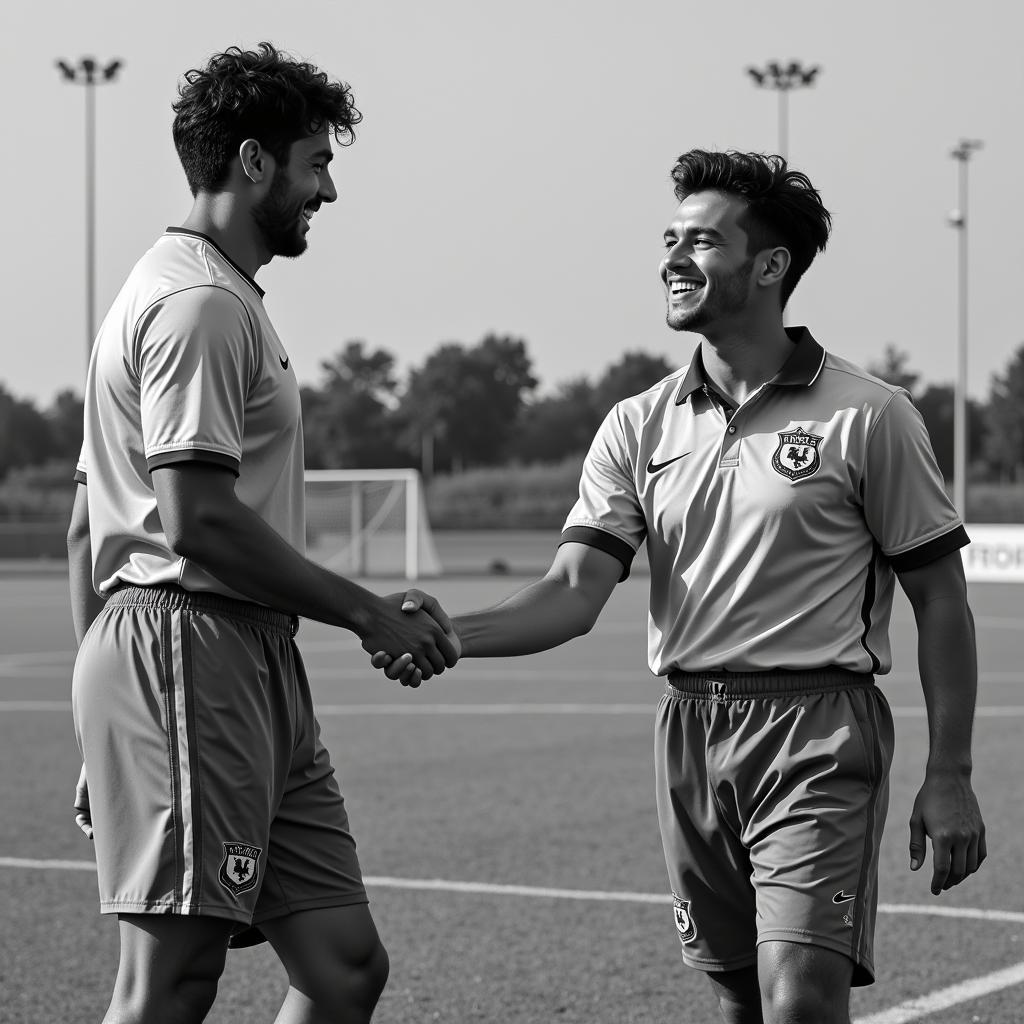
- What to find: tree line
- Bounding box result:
[2,336,1023,487]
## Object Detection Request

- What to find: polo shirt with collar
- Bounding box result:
[560,327,968,676]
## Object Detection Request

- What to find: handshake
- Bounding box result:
[362,589,461,688]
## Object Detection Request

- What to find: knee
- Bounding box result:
[313,935,390,1015]
[761,974,842,1024]
[110,968,222,1024]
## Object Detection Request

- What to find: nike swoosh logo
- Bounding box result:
[279,355,290,370]
[646,452,691,474]
[832,891,857,904]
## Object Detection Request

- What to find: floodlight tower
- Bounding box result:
[56,56,123,361]
[746,61,820,158]
[948,138,983,521]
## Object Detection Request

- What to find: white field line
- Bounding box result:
[3,857,1023,1020]
[852,961,1024,1024]
[5,700,1024,718]
[1,857,1022,927]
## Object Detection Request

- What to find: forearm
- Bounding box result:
[67,488,105,646]
[915,595,977,774]
[454,574,602,658]
[174,497,381,635]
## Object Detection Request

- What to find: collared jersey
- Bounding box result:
[561,328,968,676]
[76,228,304,599]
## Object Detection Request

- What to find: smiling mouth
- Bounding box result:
[669,280,703,300]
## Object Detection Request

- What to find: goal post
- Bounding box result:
[304,469,443,580]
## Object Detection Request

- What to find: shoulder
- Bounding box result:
[610,366,689,421]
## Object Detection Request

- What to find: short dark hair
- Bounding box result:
[670,149,831,306]
[172,42,362,196]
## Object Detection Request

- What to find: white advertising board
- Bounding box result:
[962,524,1024,583]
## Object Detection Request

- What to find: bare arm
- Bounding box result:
[897,550,986,893]
[152,462,457,676]
[454,542,624,657]
[67,483,105,646]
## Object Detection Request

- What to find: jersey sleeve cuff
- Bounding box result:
[559,525,636,581]
[889,524,970,572]
[146,449,241,476]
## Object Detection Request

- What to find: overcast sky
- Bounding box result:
[3,0,1020,408]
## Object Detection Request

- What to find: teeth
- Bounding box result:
[671,281,700,292]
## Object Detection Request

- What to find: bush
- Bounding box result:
[426,455,585,529]
[967,484,1024,524]
[0,460,77,521]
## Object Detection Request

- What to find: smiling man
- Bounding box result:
[382,149,986,1023]
[67,42,457,1024]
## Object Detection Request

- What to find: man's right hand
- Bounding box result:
[358,590,459,683]
[74,763,93,840]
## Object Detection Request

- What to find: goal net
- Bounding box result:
[304,469,443,579]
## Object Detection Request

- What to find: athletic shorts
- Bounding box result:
[72,584,367,940]
[654,669,894,987]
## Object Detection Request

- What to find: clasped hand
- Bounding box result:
[367,589,461,687]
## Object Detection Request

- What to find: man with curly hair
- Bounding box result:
[384,150,986,1023]
[68,42,457,1023]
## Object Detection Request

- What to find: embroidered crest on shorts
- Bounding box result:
[672,894,697,943]
[218,842,262,898]
[771,427,823,480]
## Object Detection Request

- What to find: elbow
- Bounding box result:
[163,509,225,563]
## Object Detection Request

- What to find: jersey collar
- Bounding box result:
[165,227,266,299]
[675,327,826,405]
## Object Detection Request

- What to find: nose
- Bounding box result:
[319,167,338,204]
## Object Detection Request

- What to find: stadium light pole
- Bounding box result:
[948,138,983,521]
[746,61,820,158]
[56,56,123,363]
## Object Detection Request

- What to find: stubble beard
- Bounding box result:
[665,257,755,333]
[252,167,308,259]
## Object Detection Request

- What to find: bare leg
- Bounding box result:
[706,965,763,1024]
[262,904,389,1024]
[103,914,234,1024]
[758,940,854,1024]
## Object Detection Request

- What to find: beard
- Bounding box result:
[252,167,308,259]
[666,257,755,332]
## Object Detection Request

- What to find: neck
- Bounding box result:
[697,309,793,404]
[180,192,271,278]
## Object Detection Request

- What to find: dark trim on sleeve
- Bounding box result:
[74,469,87,485]
[559,526,636,582]
[146,449,241,477]
[889,525,970,573]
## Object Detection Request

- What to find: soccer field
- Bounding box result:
[1,569,1023,1023]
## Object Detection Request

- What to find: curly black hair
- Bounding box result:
[670,150,832,306]
[172,42,362,196]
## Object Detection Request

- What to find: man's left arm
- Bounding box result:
[897,550,986,895]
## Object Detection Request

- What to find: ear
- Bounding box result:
[756,247,791,288]
[238,138,270,184]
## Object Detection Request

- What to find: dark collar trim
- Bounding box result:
[165,227,265,298]
[675,326,825,405]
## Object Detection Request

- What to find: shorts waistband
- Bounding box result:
[107,584,298,637]
[665,668,874,700]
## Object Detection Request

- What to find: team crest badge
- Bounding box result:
[771,427,824,480]
[672,894,697,943]
[218,842,262,898]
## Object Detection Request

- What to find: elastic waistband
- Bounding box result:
[107,584,298,637]
[666,667,874,700]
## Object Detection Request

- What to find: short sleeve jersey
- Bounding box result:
[561,328,968,676]
[76,229,304,599]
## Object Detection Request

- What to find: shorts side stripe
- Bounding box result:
[160,609,185,908]
[852,691,885,961]
[180,618,204,911]
[169,610,197,911]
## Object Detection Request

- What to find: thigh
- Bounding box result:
[253,649,367,927]
[111,914,234,1007]
[655,694,758,973]
[261,903,383,984]
[746,687,894,986]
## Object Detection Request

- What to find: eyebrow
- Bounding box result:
[308,148,334,164]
